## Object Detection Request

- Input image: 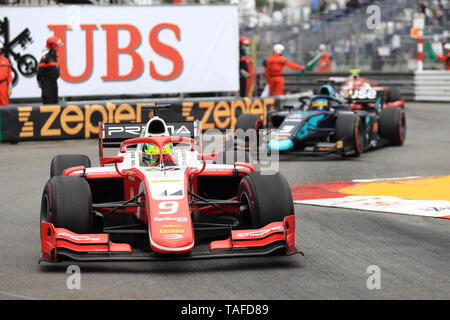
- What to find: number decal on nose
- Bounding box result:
[158,201,179,214]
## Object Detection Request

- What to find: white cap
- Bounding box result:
[273,44,284,54]
[319,44,326,51]
[444,43,450,51]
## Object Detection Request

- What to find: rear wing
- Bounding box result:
[341,88,384,105]
[98,120,201,157]
[317,77,347,84]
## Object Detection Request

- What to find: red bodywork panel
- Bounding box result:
[210,215,297,255]
[40,215,297,262]
[41,223,132,262]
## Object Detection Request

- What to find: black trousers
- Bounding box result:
[41,80,58,105]
[239,77,247,97]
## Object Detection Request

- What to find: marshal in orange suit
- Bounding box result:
[317,44,330,73]
[264,44,304,96]
[0,47,12,106]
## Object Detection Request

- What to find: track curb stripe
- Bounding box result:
[291,176,450,219]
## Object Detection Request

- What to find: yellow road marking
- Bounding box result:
[340,176,450,201]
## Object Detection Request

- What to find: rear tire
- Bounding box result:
[335,113,364,157]
[40,176,93,234]
[387,87,402,102]
[379,107,406,146]
[50,154,91,177]
[238,171,293,228]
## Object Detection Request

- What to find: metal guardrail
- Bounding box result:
[414,71,450,102]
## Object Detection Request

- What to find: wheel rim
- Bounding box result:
[239,192,253,228]
[399,111,406,143]
[354,118,364,154]
[40,193,50,224]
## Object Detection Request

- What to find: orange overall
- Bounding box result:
[264,54,304,96]
[438,52,450,70]
[0,55,12,106]
[317,50,330,73]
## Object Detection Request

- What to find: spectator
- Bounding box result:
[432,6,444,25]
[371,48,383,71]
[311,17,323,31]
[344,36,352,66]
[346,0,363,9]
[417,0,427,14]
[305,50,314,64]
[310,0,320,14]
[0,45,12,106]
[264,44,304,96]
[320,0,329,14]
[37,36,63,105]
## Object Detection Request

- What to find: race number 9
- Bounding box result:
[158,201,179,214]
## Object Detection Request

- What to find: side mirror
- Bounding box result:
[100,156,124,166]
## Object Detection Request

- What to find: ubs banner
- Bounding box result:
[0,97,279,142]
[1,5,238,98]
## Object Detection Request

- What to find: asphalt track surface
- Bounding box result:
[0,102,449,300]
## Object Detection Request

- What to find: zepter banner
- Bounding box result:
[1,5,239,98]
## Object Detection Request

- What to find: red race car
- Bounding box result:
[40,114,298,263]
[328,69,405,110]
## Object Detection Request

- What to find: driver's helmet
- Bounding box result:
[311,98,328,110]
[142,117,173,166]
[143,143,173,166]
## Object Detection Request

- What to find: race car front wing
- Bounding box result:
[40,215,299,262]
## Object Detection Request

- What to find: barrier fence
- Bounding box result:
[414,71,450,102]
[254,70,450,102]
[0,96,282,142]
[1,70,448,143]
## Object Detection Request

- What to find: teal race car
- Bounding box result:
[235,84,405,158]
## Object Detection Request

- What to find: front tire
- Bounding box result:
[238,171,294,228]
[50,154,91,177]
[335,113,364,157]
[41,176,93,234]
[379,107,406,146]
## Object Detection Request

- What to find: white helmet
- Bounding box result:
[319,44,326,51]
[273,44,284,54]
[444,43,450,51]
